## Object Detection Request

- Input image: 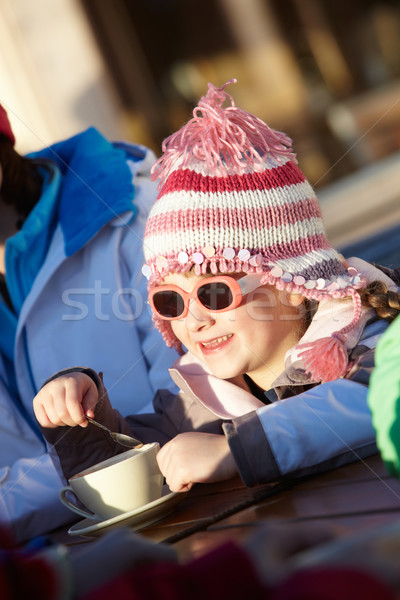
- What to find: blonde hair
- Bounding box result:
[360,280,400,321]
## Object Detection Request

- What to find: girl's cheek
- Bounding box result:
[171,320,186,343]
[244,289,278,321]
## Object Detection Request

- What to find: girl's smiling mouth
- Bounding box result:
[198,334,233,354]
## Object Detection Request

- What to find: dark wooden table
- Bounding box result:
[143,454,400,561]
[58,453,400,564]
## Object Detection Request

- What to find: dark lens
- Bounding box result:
[198,282,233,311]
[152,290,184,318]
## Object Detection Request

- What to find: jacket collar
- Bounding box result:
[5,164,61,313]
[169,352,265,420]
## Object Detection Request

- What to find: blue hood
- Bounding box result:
[30,127,137,257]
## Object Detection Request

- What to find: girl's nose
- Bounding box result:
[185,299,215,331]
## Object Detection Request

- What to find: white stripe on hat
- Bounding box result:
[144,218,327,260]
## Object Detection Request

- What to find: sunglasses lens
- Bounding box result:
[197,282,233,311]
[152,290,185,319]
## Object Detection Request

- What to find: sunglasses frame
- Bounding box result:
[149,273,265,321]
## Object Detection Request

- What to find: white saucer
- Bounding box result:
[68,486,184,538]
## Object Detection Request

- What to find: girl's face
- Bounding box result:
[162,272,306,389]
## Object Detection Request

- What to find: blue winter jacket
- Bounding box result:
[0,128,177,541]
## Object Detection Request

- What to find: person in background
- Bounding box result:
[0,104,177,542]
[34,80,400,495]
[0,520,397,600]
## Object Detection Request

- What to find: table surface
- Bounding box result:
[57,453,400,563]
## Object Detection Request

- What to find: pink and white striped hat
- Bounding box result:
[142,80,365,381]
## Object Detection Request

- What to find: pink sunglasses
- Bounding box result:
[149,274,264,321]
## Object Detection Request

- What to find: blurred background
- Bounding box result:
[1,0,400,263]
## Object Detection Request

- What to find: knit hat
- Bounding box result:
[142,79,365,382]
[0,104,15,145]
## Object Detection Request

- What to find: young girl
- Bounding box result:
[34,80,400,494]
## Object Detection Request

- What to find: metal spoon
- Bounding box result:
[86,417,143,449]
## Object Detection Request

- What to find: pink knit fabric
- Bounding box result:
[142,80,365,381]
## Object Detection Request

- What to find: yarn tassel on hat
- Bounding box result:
[296,291,363,382]
[297,333,349,382]
[151,79,297,185]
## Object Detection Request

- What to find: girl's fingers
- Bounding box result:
[157,442,192,492]
[33,398,56,428]
[81,381,99,418]
[36,387,64,427]
[54,378,85,426]
[156,442,171,478]
[64,394,87,426]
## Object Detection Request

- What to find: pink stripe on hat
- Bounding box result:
[145,199,322,237]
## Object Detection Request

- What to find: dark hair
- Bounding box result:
[0,135,44,227]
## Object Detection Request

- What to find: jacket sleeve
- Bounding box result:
[0,453,76,544]
[224,378,377,486]
[0,372,76,544]
[125,387,226,444]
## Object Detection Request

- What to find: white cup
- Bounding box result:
[59,443,163,520]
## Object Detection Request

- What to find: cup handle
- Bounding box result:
[59,486,98,520]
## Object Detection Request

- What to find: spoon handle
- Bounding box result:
[86,417,143,448]
[86,416,109,432]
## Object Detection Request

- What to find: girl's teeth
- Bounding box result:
[202,334,232,348]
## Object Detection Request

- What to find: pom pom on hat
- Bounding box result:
[152,78,297,184]
[297,334,349,382]
[143,79,366,379]
[296,289,363,382]
[0,104,15,145]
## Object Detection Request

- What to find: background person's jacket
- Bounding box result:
[0,128,177,542]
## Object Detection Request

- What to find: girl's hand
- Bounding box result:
[156,432,238,492]
[33,372,98,428]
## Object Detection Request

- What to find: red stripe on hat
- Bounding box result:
[145,198,321,237]
[158,161,305,198]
